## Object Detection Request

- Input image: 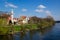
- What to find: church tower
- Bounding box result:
[10,9,14,23]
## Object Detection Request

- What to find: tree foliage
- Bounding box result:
[28,16,55,28]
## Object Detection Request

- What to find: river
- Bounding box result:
[0,23,60,40]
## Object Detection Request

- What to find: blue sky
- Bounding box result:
[0,0,60,21]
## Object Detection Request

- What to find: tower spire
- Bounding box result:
[11,9,14,23]
[11,9,14,14]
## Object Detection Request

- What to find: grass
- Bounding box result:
[0,24,38,35]
[0,23,54,35]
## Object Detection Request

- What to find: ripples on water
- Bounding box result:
[0,23,60,40]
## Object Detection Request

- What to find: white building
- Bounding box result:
[23,17,29,24]
[10,9,14,24]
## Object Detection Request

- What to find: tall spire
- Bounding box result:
[10,9,14,23]
[11,9,14,14]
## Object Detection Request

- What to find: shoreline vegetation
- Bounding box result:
[0,16,55,35]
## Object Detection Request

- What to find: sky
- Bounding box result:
[0,0,60,21]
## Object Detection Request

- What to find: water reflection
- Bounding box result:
[0,23,60,40]
[0,27,53,40]
[0,34,13,40]
[29,30,37,40]
[20,31,26,40]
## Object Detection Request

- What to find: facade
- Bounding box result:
[0,10,29,25]
[23,17,29,24]
[10,9,14,24]
[7,9,18,25]
[18,16,29,24]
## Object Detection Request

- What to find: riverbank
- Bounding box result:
[0,15,55,35]
[0,23,55,35]
[0,23,60,40]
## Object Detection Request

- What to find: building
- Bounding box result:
[18,16,29,24]
[0,10,29,25]
[0,12,11,25]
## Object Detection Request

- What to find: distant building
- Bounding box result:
[18,16,29,24]
[0,12,11,25]
[0,10,29,25]
[7,9,18,25]
[23,17,29,24]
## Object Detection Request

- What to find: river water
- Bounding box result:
[0,23,60,40]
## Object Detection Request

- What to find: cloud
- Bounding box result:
[35,4,46,13]
[22,8,27,12]
[35,9,52,16]
[35,9,44,13]
[35,4,53,17]
[5,2,18,8]
[45,10,52,16]
[38,5,46,9]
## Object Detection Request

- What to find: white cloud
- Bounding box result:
[45,10,52,16]
[22,8,27,12]
[5,2,18,8]
[35,4,52,17]
[38,5,46,9]
[35,9,44,13]
[35,4,46,13]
